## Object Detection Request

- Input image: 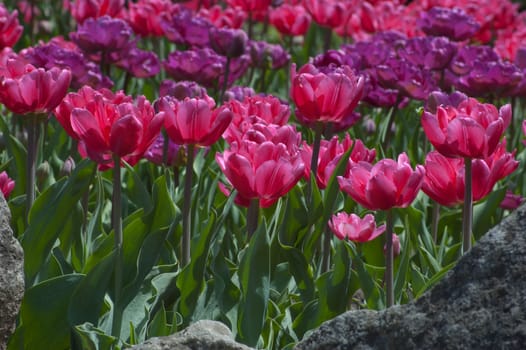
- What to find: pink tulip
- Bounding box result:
[0,171,15,199]
[422,140,518,206]
[223,95,290,144]
[159,95,233,147]
[302,134,375,189]
[270,4,311,37]
[0,57,71,115]
[0,4,22,49]
[304,0,346,29]
[329,212,385,242]
[54,86,163,169]
[216,123,305,208]
[500,191,524,210]
[422,97,511,159]
[291,63,364,125]
[338,153,425,210]
[69,0,125,24]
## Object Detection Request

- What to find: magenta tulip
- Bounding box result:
[422,97,511,159]
[291,63,364,124]
[0,57,71,115]
[159,95,233,147]
[216,123,304,208]
[338,153,425,211]
[329,212,385,243]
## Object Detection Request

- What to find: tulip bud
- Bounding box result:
[384,233,401,258]
[36,161,51,188]
[60,156,76,178]
[209,27,248,59]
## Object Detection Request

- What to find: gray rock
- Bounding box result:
[131,320,255,350]
[0,194,24,350]
[295,204,526,350]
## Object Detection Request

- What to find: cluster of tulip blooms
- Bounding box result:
[1,0,525,347]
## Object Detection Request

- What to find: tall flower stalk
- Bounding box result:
[159,94,233,266]
[385,209,395,307]
[421,95,511,254]
[338,153,425,308]
[462,157,473,253]
[181,144,195,266]
[111,154,124,337]
[25,114,40,219]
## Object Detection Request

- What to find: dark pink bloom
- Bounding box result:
[216,123,304,208]
[499,191,523,210]
[127,0,176,37]
[329,212,385,242]
[290,63,364,124]
[422,97,511,159]
[198,5,246,29]
[223,94,290,144]
[304,0,346,29]
[0,4,22,49]
[159,95,233,147]
[0,171,15,199]
[422,141,518,207]
[269,4,311,36]
[54,86,163,169]
[69,0,125,24]
[0,57,71,115]
[302,134,375,189]
[225,0,271,13]
[338,153,425,211]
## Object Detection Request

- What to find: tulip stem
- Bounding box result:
[111,154,123,338]
[321,224,331,273]
[462,157,473,254]
[307,121,323,199]
[381,106,397,152]
[431,201,440,243]
[25,114,40,224]
[219,57,231,104]
[182,144,195,267]
[323,26,332,52]
[247,198,260,239]
[385,209,394,308]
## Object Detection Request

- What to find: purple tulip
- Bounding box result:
[70,16,134,61]
[159,80,207,99]
[209,26,248,58]
[160,7,211,47]
[21,40,112,89]
[417,7,480,41]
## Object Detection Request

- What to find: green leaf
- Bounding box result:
[345,242,384,309]
[414,261,456,298]
[315,242,351,321]
[473,188,506,239]
[68,251,115,326]
[124,161,153,214]
[176,210,216,319]
[14,274,84,350]
[22,159,96,286]
[71,323,121,350]
[237,220,271,347]
[394,231,411,302]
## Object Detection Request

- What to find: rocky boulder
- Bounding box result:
[0,194,24,350]
[130,320,254,350]
[295,204,526,350]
